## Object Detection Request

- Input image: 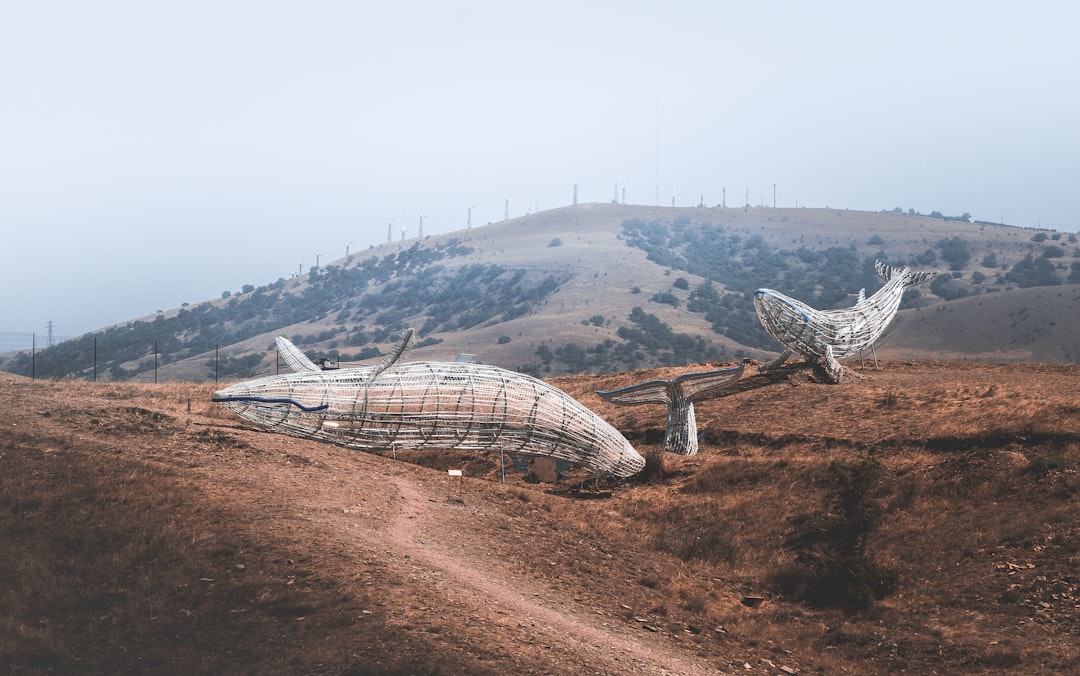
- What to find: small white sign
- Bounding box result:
[447,469,463,477]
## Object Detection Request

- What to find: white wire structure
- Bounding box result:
[213,332,644,478]
[753,261,936,383]
[596,363,746,455]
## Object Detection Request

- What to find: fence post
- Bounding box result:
[93,337,97,382]
[31,333,35,381]
[154,340,158,384]
[215,345,219,386]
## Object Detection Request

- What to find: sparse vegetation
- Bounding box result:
[3,360,1080,673]
[5,208,1076,383]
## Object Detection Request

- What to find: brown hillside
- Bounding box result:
[879,285,1080,362]
[30,203,1074,383]
[3,360,1078,673]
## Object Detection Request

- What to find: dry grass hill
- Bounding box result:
[4,204,1078,382]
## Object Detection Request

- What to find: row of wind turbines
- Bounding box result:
[288,180,762,279]
[380,180,641,248]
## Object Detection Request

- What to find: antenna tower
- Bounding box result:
[46,321,55,347]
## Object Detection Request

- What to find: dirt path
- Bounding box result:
[384,475,722,675]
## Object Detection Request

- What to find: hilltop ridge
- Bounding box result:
[4,204,1078,382]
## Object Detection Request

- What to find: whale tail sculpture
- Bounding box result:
[875,260,936,289]
[596,363,745,456]
[754,260,936,383]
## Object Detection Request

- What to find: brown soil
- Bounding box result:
[2,360,1079,674]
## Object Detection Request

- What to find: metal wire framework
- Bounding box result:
[753,261,936,383]
[213,335,644,478]
[596,363,746,455]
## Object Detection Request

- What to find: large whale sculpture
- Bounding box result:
[596,363,746,455]
[213,331,645,478]
[753,261,936,383]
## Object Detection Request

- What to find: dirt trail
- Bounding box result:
[384,475,722,675]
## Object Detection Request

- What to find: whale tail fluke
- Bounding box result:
[875,260,936,288]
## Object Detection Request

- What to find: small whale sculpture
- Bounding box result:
[596,363,745,455]
[753,261,936,383]
[213,331,645,478]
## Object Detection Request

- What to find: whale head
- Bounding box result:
[212,372,331,428]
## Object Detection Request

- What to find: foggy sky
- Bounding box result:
[2,1,1078,339]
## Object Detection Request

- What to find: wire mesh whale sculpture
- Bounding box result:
[213,330,645,478]
[596,363,745,455]
[753,261,936,383]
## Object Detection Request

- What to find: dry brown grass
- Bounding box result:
[2,361,1079,673]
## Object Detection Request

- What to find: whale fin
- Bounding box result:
[596,379,674,405]
[672,363,746,401]
[598,364,745,407]
[758,348,792,372]
[876,260,937,288]
[276,336,321,373]
[819,344,844,383]
[371,327,415,379]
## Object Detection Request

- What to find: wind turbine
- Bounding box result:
[315,252,322,269]
[418,212,425,238]
[297,260,304,277]
[345,240,354,258]
[467,206,475,229]
[504,195,512,221]
[387,218,395,243]
[400,220,407,241]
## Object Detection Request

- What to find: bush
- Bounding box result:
[935,236,971,271]
[1005,254,1060,288]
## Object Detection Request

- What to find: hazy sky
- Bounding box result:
[2,1,1078,339]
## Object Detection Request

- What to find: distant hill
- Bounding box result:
[4,204,1079,381]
